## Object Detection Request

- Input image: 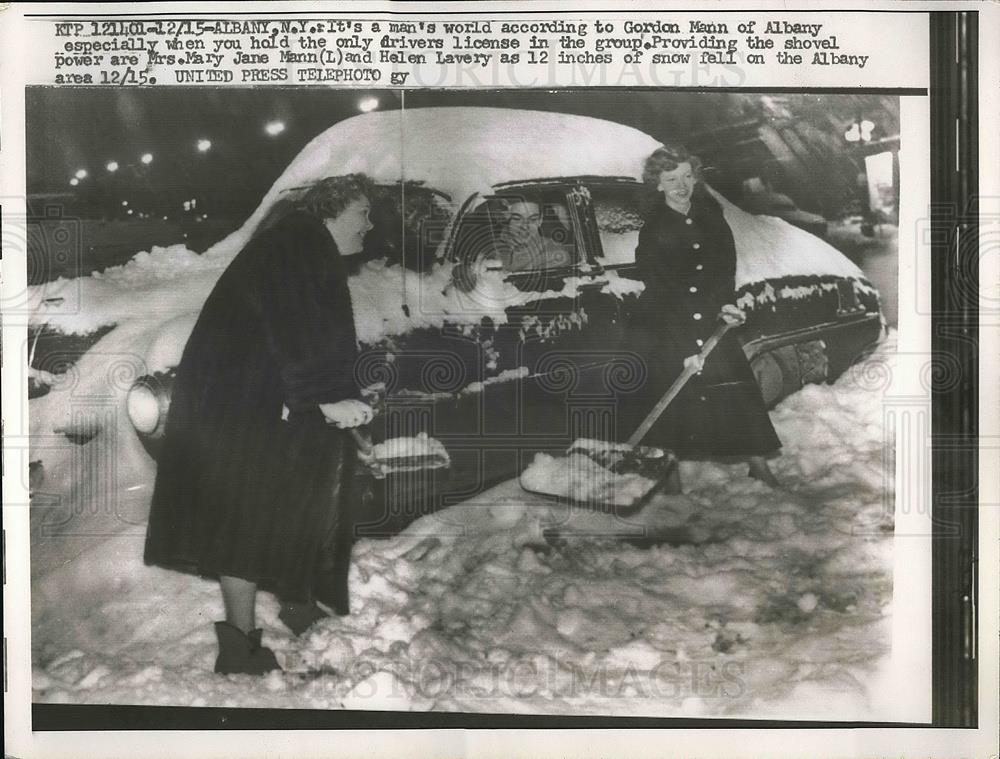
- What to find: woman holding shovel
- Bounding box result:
[144,175,376,674]
[626,144,780,488]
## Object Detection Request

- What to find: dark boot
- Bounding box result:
[213,621,282,675]
[279,601,329,636]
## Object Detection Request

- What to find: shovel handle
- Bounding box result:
[625,320,734,448]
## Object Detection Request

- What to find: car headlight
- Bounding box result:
[126,381,160,435]
[126,372,173,439]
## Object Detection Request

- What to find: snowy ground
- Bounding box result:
[31,335,896,719]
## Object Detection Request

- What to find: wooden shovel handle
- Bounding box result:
[625,320,734,448]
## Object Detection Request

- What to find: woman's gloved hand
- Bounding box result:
[719,304,747,326]
[683,354,706,374]
[319,399,374,429]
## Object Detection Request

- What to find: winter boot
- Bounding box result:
[279,601,329,636]
[213,621,282,675]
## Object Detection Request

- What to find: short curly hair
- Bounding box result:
[641,144,702,187]
[297,173,375,219]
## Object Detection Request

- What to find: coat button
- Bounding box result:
[685,218,693,225]
[689,286,698,293]
[692,242,701,249]
[693,312,702,320]
[695,264,704,271]
[696,339,704,347]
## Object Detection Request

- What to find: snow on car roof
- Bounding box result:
[204,105,863,286]
[206,107,661,260]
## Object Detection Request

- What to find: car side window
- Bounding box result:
[589,183,648,266]
[452,190,580,274]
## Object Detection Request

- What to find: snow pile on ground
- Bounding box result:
[31,336,897,719]
[27,244,226,336]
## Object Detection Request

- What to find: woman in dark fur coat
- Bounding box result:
[144,175,375,674]
[626,145,781,490]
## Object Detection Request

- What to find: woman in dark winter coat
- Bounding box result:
[144,174,376,674]
[626,145,780,488]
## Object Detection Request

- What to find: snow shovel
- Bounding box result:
[520,320,734,510]
[349,428,451,480]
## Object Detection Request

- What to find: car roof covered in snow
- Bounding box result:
[202,106,865,288]
[266,106,659,201]
[206,107,662,259]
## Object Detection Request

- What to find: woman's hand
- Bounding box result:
[319,399,374,429]
[683,354,705,374]
[719,304,747,326]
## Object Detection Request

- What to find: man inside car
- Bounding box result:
[451,197,574,291]
[493,199,574,271]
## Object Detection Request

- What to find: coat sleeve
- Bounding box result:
[258,218,360,411]
[709,216,738,311]
[633,217,659,282]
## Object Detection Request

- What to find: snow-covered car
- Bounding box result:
[43,107,881,535]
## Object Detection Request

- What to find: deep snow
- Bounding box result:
[31,335,897,718]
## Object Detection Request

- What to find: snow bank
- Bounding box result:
[32,337,899,719]
[27,244,225,337]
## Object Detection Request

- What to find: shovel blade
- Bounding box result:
[566,438,676,480]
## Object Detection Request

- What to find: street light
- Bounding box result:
[358,96,379,113]
[264,120,285,136]
[69,178,79,186]
[140,152,154,165]
[844,118,876,144]
[74,168,88,179]
[196,139,212,153]
[106,161,119,172]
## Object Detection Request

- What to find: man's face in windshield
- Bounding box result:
[505,200,542,245]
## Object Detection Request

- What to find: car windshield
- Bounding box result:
[452,188,580,273]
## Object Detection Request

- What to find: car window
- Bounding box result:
[451,188,580,273]
[589,183,648,266]
[366,182,453,273]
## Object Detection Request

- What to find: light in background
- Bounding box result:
[865,151,896,220]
